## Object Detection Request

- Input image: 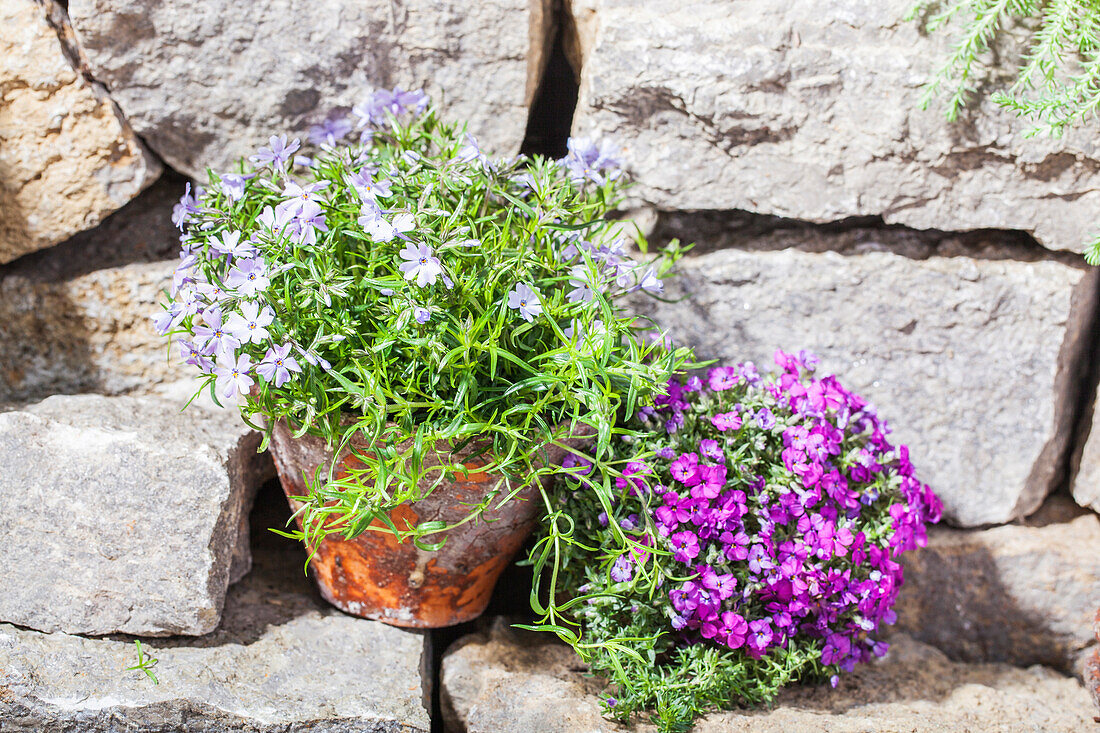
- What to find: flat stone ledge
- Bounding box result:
[442,621,1096,732]
[0,485,430,732]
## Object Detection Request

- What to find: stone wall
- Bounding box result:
[1,0,1098,729]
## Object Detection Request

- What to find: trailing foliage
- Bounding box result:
[909,1,1100,263]
[155,90,690,551]
[527,352,942,731]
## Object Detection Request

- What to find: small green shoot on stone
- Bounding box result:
[125,640,159,685]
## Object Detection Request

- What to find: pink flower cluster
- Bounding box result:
[630,351,941,674]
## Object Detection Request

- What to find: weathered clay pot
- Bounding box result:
[269,420,572,628]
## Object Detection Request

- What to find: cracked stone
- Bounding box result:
[0,394,271,636]
[569,0,1100,253]
[0,0,160,264]
[0,485,429,731]
[67,0,553,178]
[632,234,1098,526]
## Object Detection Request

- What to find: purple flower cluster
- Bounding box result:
[563,137,623,186]
[617,352,941,674]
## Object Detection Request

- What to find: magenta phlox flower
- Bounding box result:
[690,464,726,500]
[398,242,443,287]
[214,353,254,399]
[698,439,723,461]
[669,530,700,563]
[226,301,275,344]
[670,452,700,486]
[257,343,301,387]
[225,257,270,297]
[507,283,543,322]
[615,461,652,495]
[711,411,742,432]
[707,366,739,391]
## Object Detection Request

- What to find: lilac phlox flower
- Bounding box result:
[196,278,229,304]
[562,137,623,186]
[610,555,633,583]
[738,361,761,386]
[257,343,302,388]
[360,205,414,243]
[152,302,183,335]
[210,230,258,260]
[308,114,353,146]
[298,346,332,372]
[192,308,241,356]
[563,319,603,349]
[353,86,429,127]
[346,170,392,202]
[250,134,301,167]
[455,133,489,167]
[633,267,663,295]
[288,200,329,246]
[219,174,250,203]
[214,353,255,399]
[172,254,197,296]
[507,283,543,323]
[225,257,270,297]
[281,180,330,216]
[413,305,431,324]
[398,243,443,287]
[177,339,214,372]
[225,301,275,344]
[619,514,639,531]
[669,530,700,563]
[566,265,596,303]
[172,183,200,229]
[258,204,295,237]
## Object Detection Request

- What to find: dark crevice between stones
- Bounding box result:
[520,1,580,160]
[1058,272,1100,509]
[428,546,537,733]
[650,209,1088,266]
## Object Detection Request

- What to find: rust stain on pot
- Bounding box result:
[268,420,581,628]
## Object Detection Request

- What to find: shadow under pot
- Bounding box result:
[268,420,566,628]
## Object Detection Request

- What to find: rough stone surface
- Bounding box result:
[0,394,271,637]
[569,0,1100,253]
[0,489,430,731]
[67,0,551,178]
[633,227,1098,526]
[442,622,1096,732]
[0,175,183,403]
[895,512,1100,670]
[0,0,160,263]
[1071,371,1100,513]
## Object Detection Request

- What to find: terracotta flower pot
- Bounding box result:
[268,420,575,628]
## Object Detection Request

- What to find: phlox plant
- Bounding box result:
[529,351,942,731]
[155,87,690,551]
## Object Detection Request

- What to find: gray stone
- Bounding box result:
[442,622,1096,732]
[0,175,184,403]
[0,499,430,732]
[632,231,1098,526]
[1071,379,1100,513]
[0,0,160,263]
[0,394,271,636]
[895,511,1100,670]
[67,0,552,179]
[568,0,1100,253]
